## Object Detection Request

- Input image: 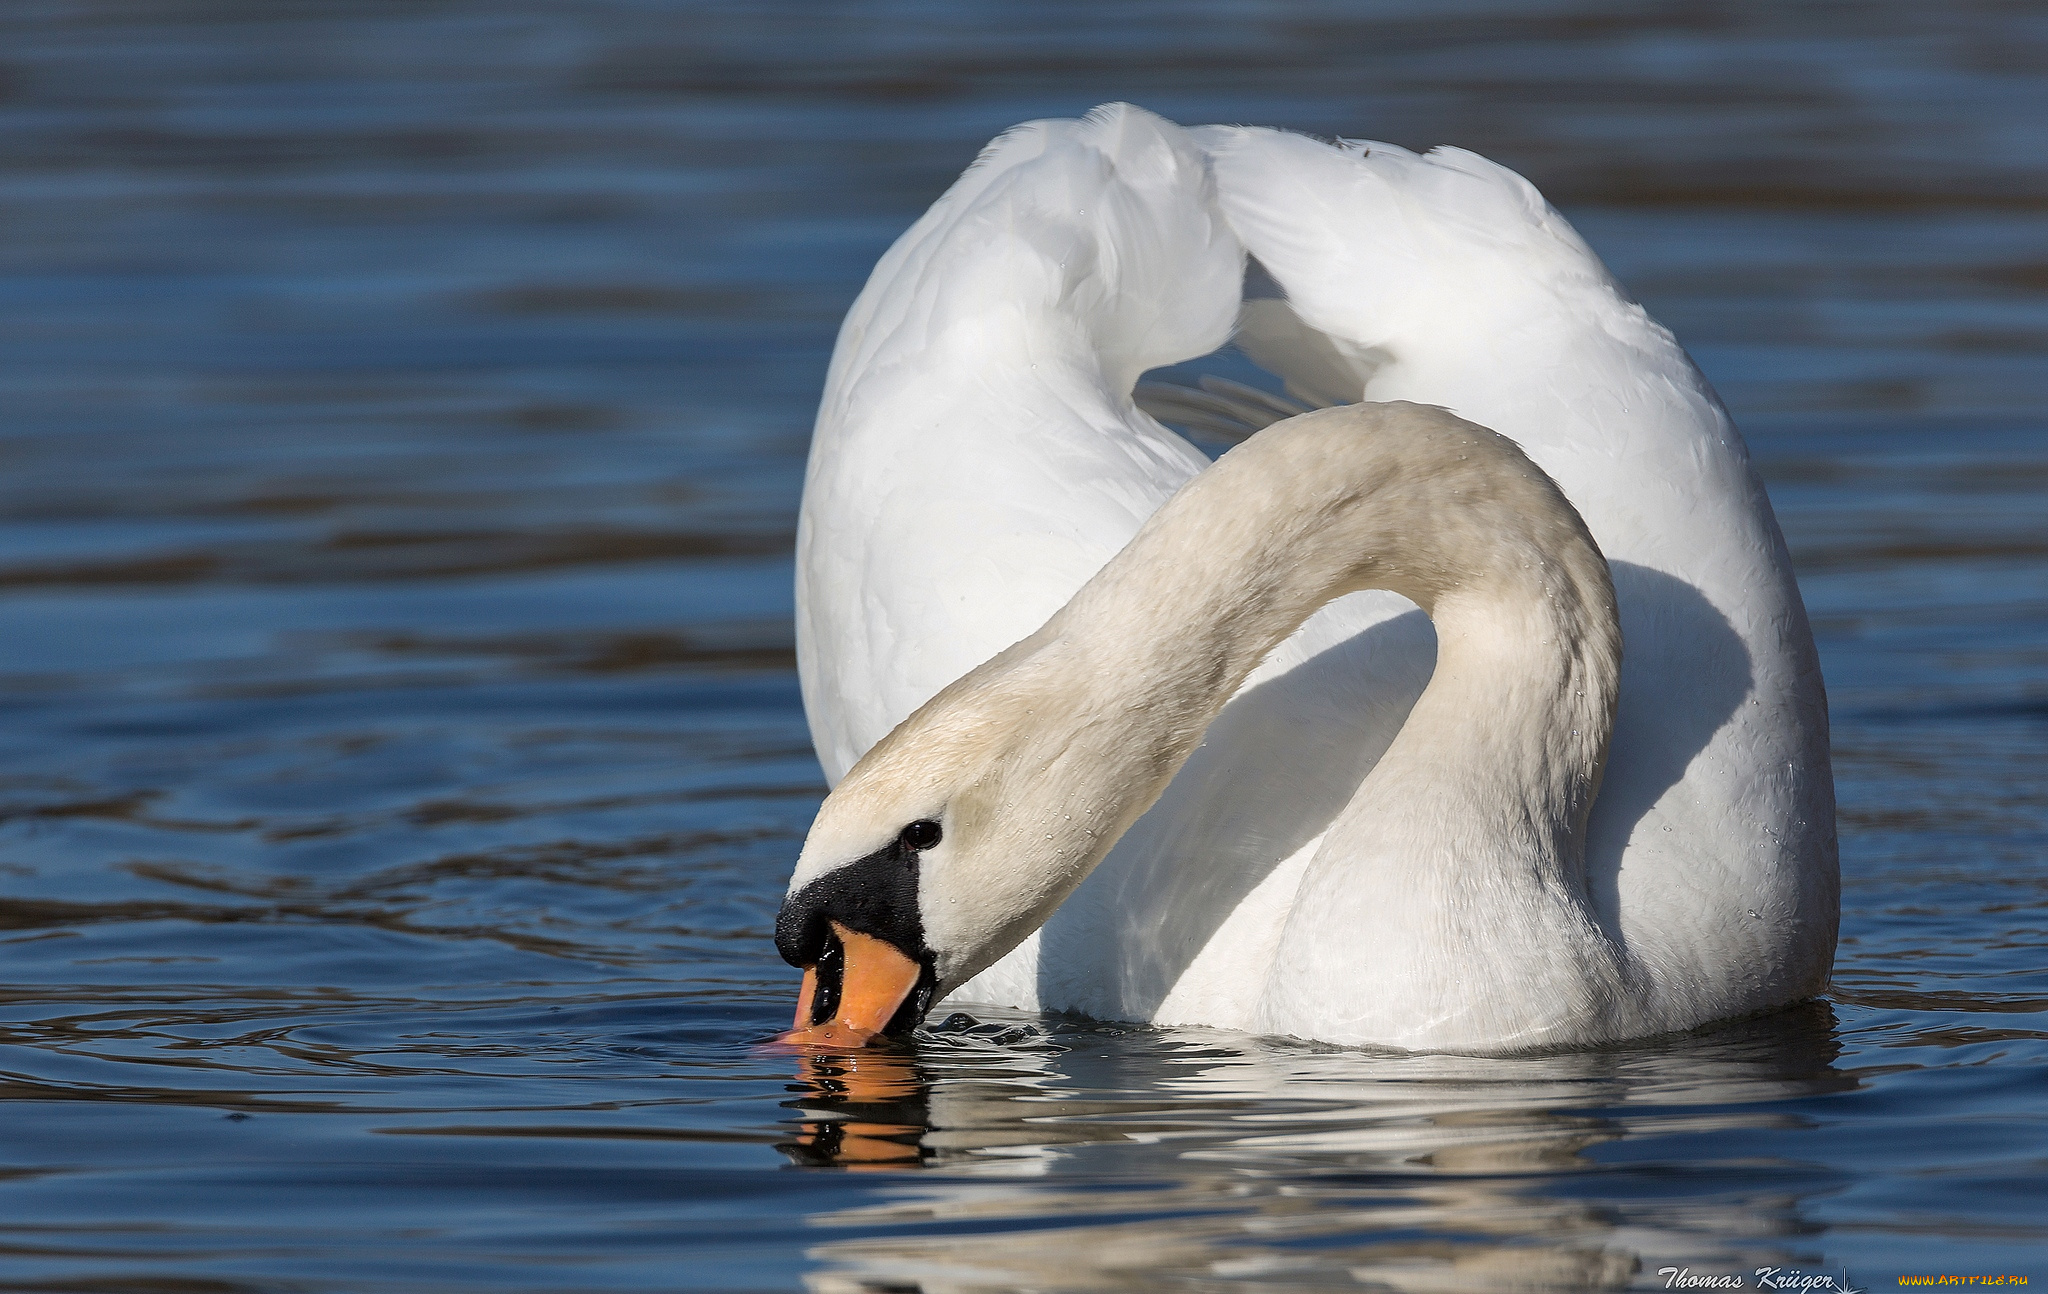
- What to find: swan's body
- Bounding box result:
[785,105,1836,1052]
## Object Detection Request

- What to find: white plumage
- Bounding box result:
[791,103,1836,1051]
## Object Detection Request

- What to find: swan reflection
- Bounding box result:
[780,1003,1852,1292]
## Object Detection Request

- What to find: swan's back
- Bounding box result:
[799,104,1242,781]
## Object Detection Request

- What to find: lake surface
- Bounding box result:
[0,3,2043,1290]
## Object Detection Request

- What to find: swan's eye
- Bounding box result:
[899,819,942,851]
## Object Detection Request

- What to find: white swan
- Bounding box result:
[776,104,1837,1052]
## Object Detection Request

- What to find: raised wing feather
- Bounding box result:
[1196,127,1838,1026]
[799,104,1242,782]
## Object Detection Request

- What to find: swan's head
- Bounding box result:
[774,643,1135,1045]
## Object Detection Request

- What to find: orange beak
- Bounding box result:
[781,920,925,1048]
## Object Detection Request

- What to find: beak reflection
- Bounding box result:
[779,1044,927,1169]
[781,919,926,1048]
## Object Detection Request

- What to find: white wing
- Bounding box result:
[1196,128,1838,1028]
[798,103,1240,782]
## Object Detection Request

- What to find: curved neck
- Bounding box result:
[1055,401,1618,850]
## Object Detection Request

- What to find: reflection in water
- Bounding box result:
[786,1006,1851,1292]
[783,1044,932,1169]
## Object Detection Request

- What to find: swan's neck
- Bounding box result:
[1095,539,1608,837]
[1075,403,1615,814]
[896,402,1620,989]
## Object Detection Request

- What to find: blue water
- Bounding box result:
[0,3,2043,1290]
